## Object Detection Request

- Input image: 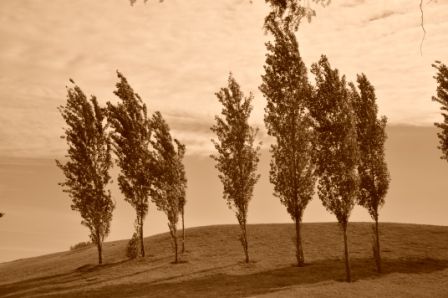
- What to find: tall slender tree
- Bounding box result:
[260,15,315,267]
[350,74,390,273]
[107,72,154,258]
[432,61,448,161]
[310,56,360,282]
[151,111,186,263]
[211,74,260,263]
[176,142,188,254]
[56,80,114,265]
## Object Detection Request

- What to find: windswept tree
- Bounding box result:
[56,80,114,265]
[176,143,188,254]
[310,56,360,282]
[151,111,187,263]
[211,74,260,263]
[260,15,315,267]
[350,74,390,273]
[107,72,154,258]
[432,61,448,161]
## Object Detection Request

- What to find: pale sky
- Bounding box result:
[0,0,447,157]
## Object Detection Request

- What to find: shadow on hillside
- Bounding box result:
[1,257,447,298]
[0,259,129,297]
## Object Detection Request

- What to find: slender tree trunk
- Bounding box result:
[375,217,382,273]
[168,222,178,263]
[295,216,305,267]
[342,223,352,282]
[181,205,185,253]
[241,222,249,263]
[96,233,103,265]
[139,215,145,257]
[174,227,178,264]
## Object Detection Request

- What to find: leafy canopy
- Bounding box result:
[56,81,114,244]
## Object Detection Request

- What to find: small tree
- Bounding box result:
[310,56,360,282]
[0,213,4,218]
[211,74,260,263]
[350,74,390,273]
[56,80,114,265]
[107,72,155,258]
[432,61,448,161]
[151,111,186,263]
[260,15,316,267]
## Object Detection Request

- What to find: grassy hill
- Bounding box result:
[0,223,447,297]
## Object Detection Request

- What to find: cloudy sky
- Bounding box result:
[1,0,448,262]
[0,0,447,157]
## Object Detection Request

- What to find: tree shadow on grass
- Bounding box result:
[82,257,448,298]
[0,259,129,297]
[1,257,447,298]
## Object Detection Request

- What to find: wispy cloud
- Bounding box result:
[0,0,447,157]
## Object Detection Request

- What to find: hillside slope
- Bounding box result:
[0,223,447,297]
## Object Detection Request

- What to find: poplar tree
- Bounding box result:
[211,74,260,263]
[107,72,154,258]
[260,15,315,267]
[310,56,360,282]
[176,145,188,254]
[350,74,390,273]
[56,80,114,265]
[432,61,448,161]
[151,111,186,263]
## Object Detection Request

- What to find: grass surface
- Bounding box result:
[0,223,447,297]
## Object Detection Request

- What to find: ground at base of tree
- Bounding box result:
[0,223,447,297]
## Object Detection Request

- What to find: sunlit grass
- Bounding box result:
[0,223,447,297]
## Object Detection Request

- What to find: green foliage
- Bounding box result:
[107,71,155,257]
[126,232,139,259]
[70,241,92,251]
[432,60,448,161]
[310,55,360,227]
[56,81,114,264]
[350,74,390,221]
[211,73,260,262]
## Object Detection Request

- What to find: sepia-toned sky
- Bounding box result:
[0,0,447,156]
[1,0,448,262]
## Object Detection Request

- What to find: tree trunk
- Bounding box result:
[174,228,178,264]
[168,222,178,263]
[139,215,145,257]
[241,222,249,263]
[342,223,352,282]
[295,217,305,267]
[181,205,185,253]
[96,235,103,265]
[374,218,382,273]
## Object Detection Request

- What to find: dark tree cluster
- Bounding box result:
[259,12,390,281]
[58,73,187,264]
